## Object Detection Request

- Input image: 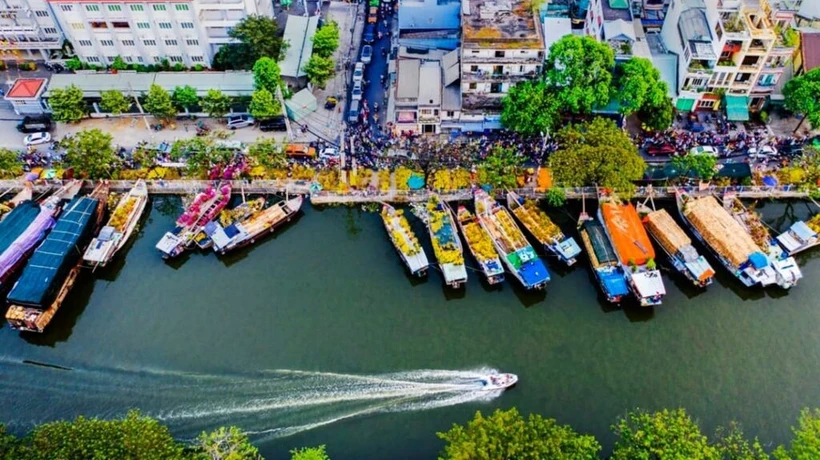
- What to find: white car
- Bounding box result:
[351,81,363,101]
[687,146,720,157]
[226,115,255,130]
[24,132,51,146]
[361,45,373,64]
[320,147,339,160]
[352,62,364,83]
[748,145,778,160]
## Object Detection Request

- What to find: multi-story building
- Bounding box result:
[661,0,796,116]
[460,0,543,125]
[48,0,272,67]
[0,0,63,61]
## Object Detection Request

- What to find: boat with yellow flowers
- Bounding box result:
[456,206,504,285]
[474,189,550,290]
[381,204,429,276]
[506,190,581,266]
[209,195,303,254]
[83,179,148,268]
[423,196,467,288]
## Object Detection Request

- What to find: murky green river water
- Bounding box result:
[0,197,818,459]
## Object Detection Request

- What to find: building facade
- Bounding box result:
[48,0,272,68]
[0,0,63,60]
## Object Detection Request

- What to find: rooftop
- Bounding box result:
[802,31,820,72]
[6,78,46,99]
[418,62,442,106]
[462,0,543,49]
[44,72,254,98]
[399,0,461,31]
[542,17,572,50]
[280,15,319,79]
[602,0,632,21]
[647,33,679,97]
[396,59,421,100]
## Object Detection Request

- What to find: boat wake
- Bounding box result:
[0,359,503,440]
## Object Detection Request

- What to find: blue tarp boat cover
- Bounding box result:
[0,201,40,256]
[224,224,241,239]
[519,258,550,287]
[749,251,768,269]
[7,197,98,307]
[600,269,629,297]
[791,221,817,241]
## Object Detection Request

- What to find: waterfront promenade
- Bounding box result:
[0,179,811,203]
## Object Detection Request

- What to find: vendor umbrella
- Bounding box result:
[407,174,424,190]
[25,172,38,181]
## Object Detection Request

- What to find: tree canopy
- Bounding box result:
[312,21,340,58]
[290,445,331,460]
[501,80,559,136]
[639,95,675,132]
[248,138,286,169]
[671,153,717,181]
[252,57,283,94]
[0,148,22,179]
[48,84,86,122]
[249,89,281,120]
[544,35,615,114]
[480,145,525,189]
[201,89,233,119]
[62,128,118,179]
[143,84,176,120]
[437,408,601,459]
[173,85,199,111]
[171,137,233,177]
[714,422,769,460]
[549,117,646,192]
[212,15,284,70]
[303,55,335,88]
[197,426,261,460]
[612,409,718,460]
[100,89,131,115]
[783,67,820,130]
[774,408,820,460]
[615,57,670,118]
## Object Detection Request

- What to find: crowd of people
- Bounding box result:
[638,127,807,159]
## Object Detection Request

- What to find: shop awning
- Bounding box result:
[725,95,750,121]
[676,98,696,111]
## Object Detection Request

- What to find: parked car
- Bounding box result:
[16,116,52,133]
[687,146,719,157]
[320,147,340,161]
[368,7,378,23]
[748,145,778,160]
[353,62,365,83]
[363,24,375,43]
[226,115,255,130]
[351,81,363,101]
[259,116,287,132]
[348,100,361,124]
[646,143,676,156]
[24,132,51,146]
[285,144,317,158]
[361,45,373,64]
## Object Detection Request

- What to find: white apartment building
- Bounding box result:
[48,0,272,68]
[0,0,63,60]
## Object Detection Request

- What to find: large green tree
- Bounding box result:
[773,408,820,460]
[639,95,675,132]
[437,408,601,459]
[212,15,284,70]
[783,67,820,131]
[171,137,233,177]
[616,57,670,118]
[290,445,331,460]
[671,153,718,181]
[252,57,283,94]
[173,85,199,112]
[99,89,131,115]
[201,89,233,119]
[714,422,769,460]
[549,117,646,192]
[481,145,525,189]
[197,426,261,460]
[501,80,560,136]
[249,89,281,120]
[143,84,176,120]
[544,35,615,115]
[612,409,718,460]
[0,148,22,179]
[303,55,335,88]
[248,138,286,169]
[48,84,86,122]
[62,128,118,179]
[312,21,339,58]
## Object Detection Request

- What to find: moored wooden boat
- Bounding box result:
[507,191,581,266]
[83,180,148,268]
[424,196,467,288]
[577,210,629,303]
[640,207,715,287]
[456,206,505,285]
[381,204,429,276]
[155,182,232,259]
[777,220,819,256]
[211,195,304,254]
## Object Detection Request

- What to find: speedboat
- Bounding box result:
[480,373,518,390]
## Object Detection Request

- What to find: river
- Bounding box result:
[1,197,819,459]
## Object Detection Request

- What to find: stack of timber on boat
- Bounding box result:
[155,182,232,259]
[456,206,505,285]
[0,187,33,221]
[381,204,429,276]
[776,220,819,256]
[83,180,149,268]
[726,197,801,289]
[599,199,665,306]
[211,196,304,254]
[425,197,468,288]
[0,181,82,291]
[643,209,715,287]
[6,184,108,333]
[474,189,550,290]
[677,193,776,288]
[507,191,581,266]
[577,213,629,303]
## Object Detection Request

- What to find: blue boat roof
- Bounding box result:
[600,270,629,296]
[224,223,241,239]
[0,201,40,256]
[749,251,768,269]
[519,258,550,287]
[791,221,817,241]
[556,237,582,259]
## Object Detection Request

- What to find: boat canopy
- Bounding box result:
[0,201,39,256]
[684,256,716,282]
[519,258,550,287]
[600,268,629,297]
[96,226,116,242]
[601,202,655,266]
[7,197,98,307]
[749,251,768,269]
[555,237,582,260]
[631,270,666,298]
[790,221,817,242]
[583,220,618,265]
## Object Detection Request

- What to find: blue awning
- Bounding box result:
[749,251,768,269]
[725,95,750,121]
